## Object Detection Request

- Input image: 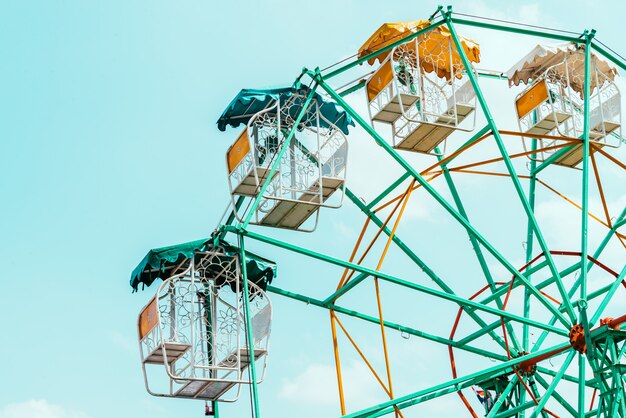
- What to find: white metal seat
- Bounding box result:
[232,167,279,197]
[394,106,475,153]
[589,94,622,140]
[143,341,191,365]
[524,111,571,136]
[173,348,268,400]
[367,60,420,125]
[176,380,237,400]
[372,93,419,124]
[590,121,620,140]
[514,80,573,137]
[220,348,268,368]
[394,80,476,154]
[395,119,455,153]
[260,177,343,229]
[552,141,605,168]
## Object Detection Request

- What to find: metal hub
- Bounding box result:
[569,323,587,354]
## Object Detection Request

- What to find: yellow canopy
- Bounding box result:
[357,20,481,80]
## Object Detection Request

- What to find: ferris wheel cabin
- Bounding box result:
[359,21,480,155]
[508,43,622,167]
[218,87,353,231]
[131,239,275,402]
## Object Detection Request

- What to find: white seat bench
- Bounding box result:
[143,341,191,365]
[260,177,343,229]
[395,80,476,154]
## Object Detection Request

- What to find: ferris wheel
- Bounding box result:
[129,5,626,418]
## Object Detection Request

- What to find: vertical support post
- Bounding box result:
[205,286,219,416]
[579,29,595,306]
[578,30,596,416]
[524,137,539,351]
[190,257,196,376]
[238,235,261,417]
[577,353,586,418]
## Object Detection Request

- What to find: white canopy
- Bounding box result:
[506,43,619,97]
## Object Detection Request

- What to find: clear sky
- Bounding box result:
[1,1,625,418]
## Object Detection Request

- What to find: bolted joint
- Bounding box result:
[600,317,620,330]
[440,5,453,21]
[514,351,537,377]
[310,67,325,83]
[569,324,587,354]
[588,29,597,40]
[430,5,444,20]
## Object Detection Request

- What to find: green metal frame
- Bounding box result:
[211,5,626,417]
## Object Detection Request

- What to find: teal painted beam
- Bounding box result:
[578,33,596,415]
[343,187,512,351]
[365,123,491,213]
[493,401,538,418]
[530,350,577,417]
[364,173,411,211]
[578,353,586,417]
[580,29,595,305]
[338,80,366,97]
[451,17,583,44]
[457,262,578,347]
[486,375,519,418]
[237,237,261,416]
[531,141,580,176]
[313,75,572,330]
[536,366,587,386]
[240,84,318,228]
[590,264,626,325]
[322,272,369,305]
[443,9,577,326]
[323,19,445,79]
[230,227,568,336]
[591,40,626,72]
[342,342,573,417]
[267,285,508,361]
[370,370,504,418]
[439,149,522,351]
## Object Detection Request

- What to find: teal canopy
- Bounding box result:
[216,86,354,135]
[130,238,276,292]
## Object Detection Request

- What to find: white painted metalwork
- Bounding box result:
[226,93,349,232]
[365,35,478,155]
[509,44,622,167]
[138,250,272,402]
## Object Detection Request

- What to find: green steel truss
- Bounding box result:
[218,5,626,417]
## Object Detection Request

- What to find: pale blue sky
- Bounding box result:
[1,1,625,417]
